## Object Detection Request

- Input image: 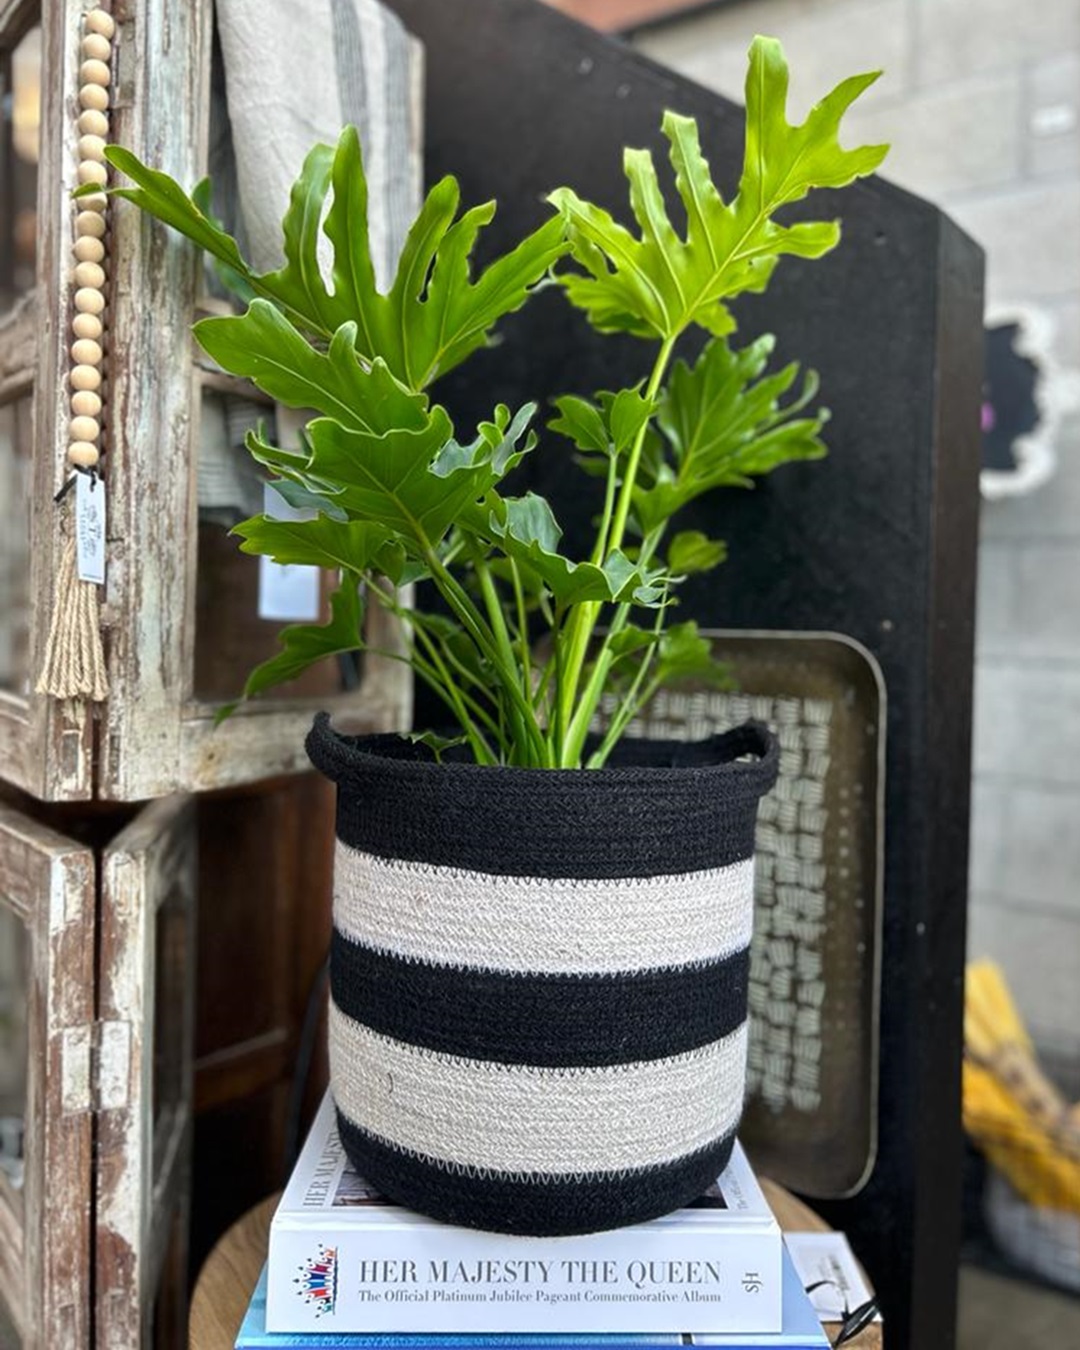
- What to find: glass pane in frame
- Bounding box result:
[0,20,41,313]
[0,907,27,1200]
[0,390,32,696]
[192,384,357,703]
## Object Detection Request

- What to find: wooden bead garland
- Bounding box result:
[67,6,116,480]
[38,6,115,702]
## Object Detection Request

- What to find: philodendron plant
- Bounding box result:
[104,38,887,769]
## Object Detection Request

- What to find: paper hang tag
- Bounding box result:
[784,1232,881,1325]
[257,481,321,621]
[75,471,106,585]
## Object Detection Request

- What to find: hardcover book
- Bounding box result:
[267,1095,782,1336]
[240,1248,825,1348]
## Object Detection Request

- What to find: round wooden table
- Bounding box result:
[189,1183,881,1348]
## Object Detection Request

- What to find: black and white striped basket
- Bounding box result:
[306,714,778,1236]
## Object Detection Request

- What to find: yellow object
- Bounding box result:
[963,961,1080,1214]
[964,1060,1080,1215]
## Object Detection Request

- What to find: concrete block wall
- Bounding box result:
[635,0,1080,1059]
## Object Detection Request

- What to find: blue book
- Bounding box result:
[235,1247,827,1349]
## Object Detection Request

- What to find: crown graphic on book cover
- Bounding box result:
[293,1245,338,1316]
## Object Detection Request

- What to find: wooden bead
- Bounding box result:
[72,312,103,340]
[74,261,106,289]
[81,33,112,61]
[71,338,103,366]
[71,390,102,418]
[78,133,107,163]
[77,160,108,187]
[80,59,111,89]
[78,109,109,138]
[76,210,107,238]
[86,9,116,40]
[74,288,105,315]
[79,83,109,112]
[70,415,101,442]
[68,441,101,468]
[73,236,105,264]
[71,365,102,392]
[78,193,107,213]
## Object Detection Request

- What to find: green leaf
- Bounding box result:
[407,730,468,761]
[489,494,662,607]
[549,387,655,462]
[654,621,734,687]
[251,402,536,555]
[668,530,728,574]
[548,39,887,341]
[609,620,733,690]
[191,178,259,305]
[266,478,349,522]
[232,514,399,575]
[104,145,253,283]
[240,574,365,701]
[109,127,567,389]
[634,333,828,532]
[604,387,656,455]
[549,395,609,455]
[194,303,431,434]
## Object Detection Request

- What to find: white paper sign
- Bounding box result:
[75,471,106,585]
[784,1232,880,1324]
[257,482,320,621]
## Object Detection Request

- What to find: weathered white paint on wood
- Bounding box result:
[0,803,95,1346]
[97,794,196,1350]
[0,1,97,799]
[98,0,411,800]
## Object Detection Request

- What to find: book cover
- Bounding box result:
[239,1249,825,1349]
[267,1095,781,1336]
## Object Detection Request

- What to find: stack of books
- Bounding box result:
[235,1093,830,1349]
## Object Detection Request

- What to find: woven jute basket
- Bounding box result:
[306,713,778,1236]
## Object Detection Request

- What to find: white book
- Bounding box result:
[267,1094,781,1336]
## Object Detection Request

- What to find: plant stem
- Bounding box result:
[474,555,531,762]
[561,521,670,764]
[554,337,676,766]
[509,559,533,702]
[408,638,497,765]
[425,547,549,766]
[585,578,670,769]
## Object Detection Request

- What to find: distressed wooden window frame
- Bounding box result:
[0,0,409,802]
[95,794,196,1349]
[0,802,95,1347]
[0,0,97,800]
[96,0,411,801]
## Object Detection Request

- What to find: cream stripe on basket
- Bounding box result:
[334,843,755,975]
[329,1004,748,1176]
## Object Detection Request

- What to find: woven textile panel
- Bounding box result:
[605,633,885,1198]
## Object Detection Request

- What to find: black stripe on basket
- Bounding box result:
[307,715,777,879]
[330,930,750,1067]
[335,1106,738,1236]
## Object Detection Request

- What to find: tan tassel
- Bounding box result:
[35,502,109,701]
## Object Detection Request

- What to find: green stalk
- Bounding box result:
[560,521,670,765]
[554,338,676,766]
[585,578,670,769]
[410,625,502,741]
[425,548,549,766]
[590,447,621,566]
[474,556,531,763]
[407,638,496,765]
[509,559,534,703]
